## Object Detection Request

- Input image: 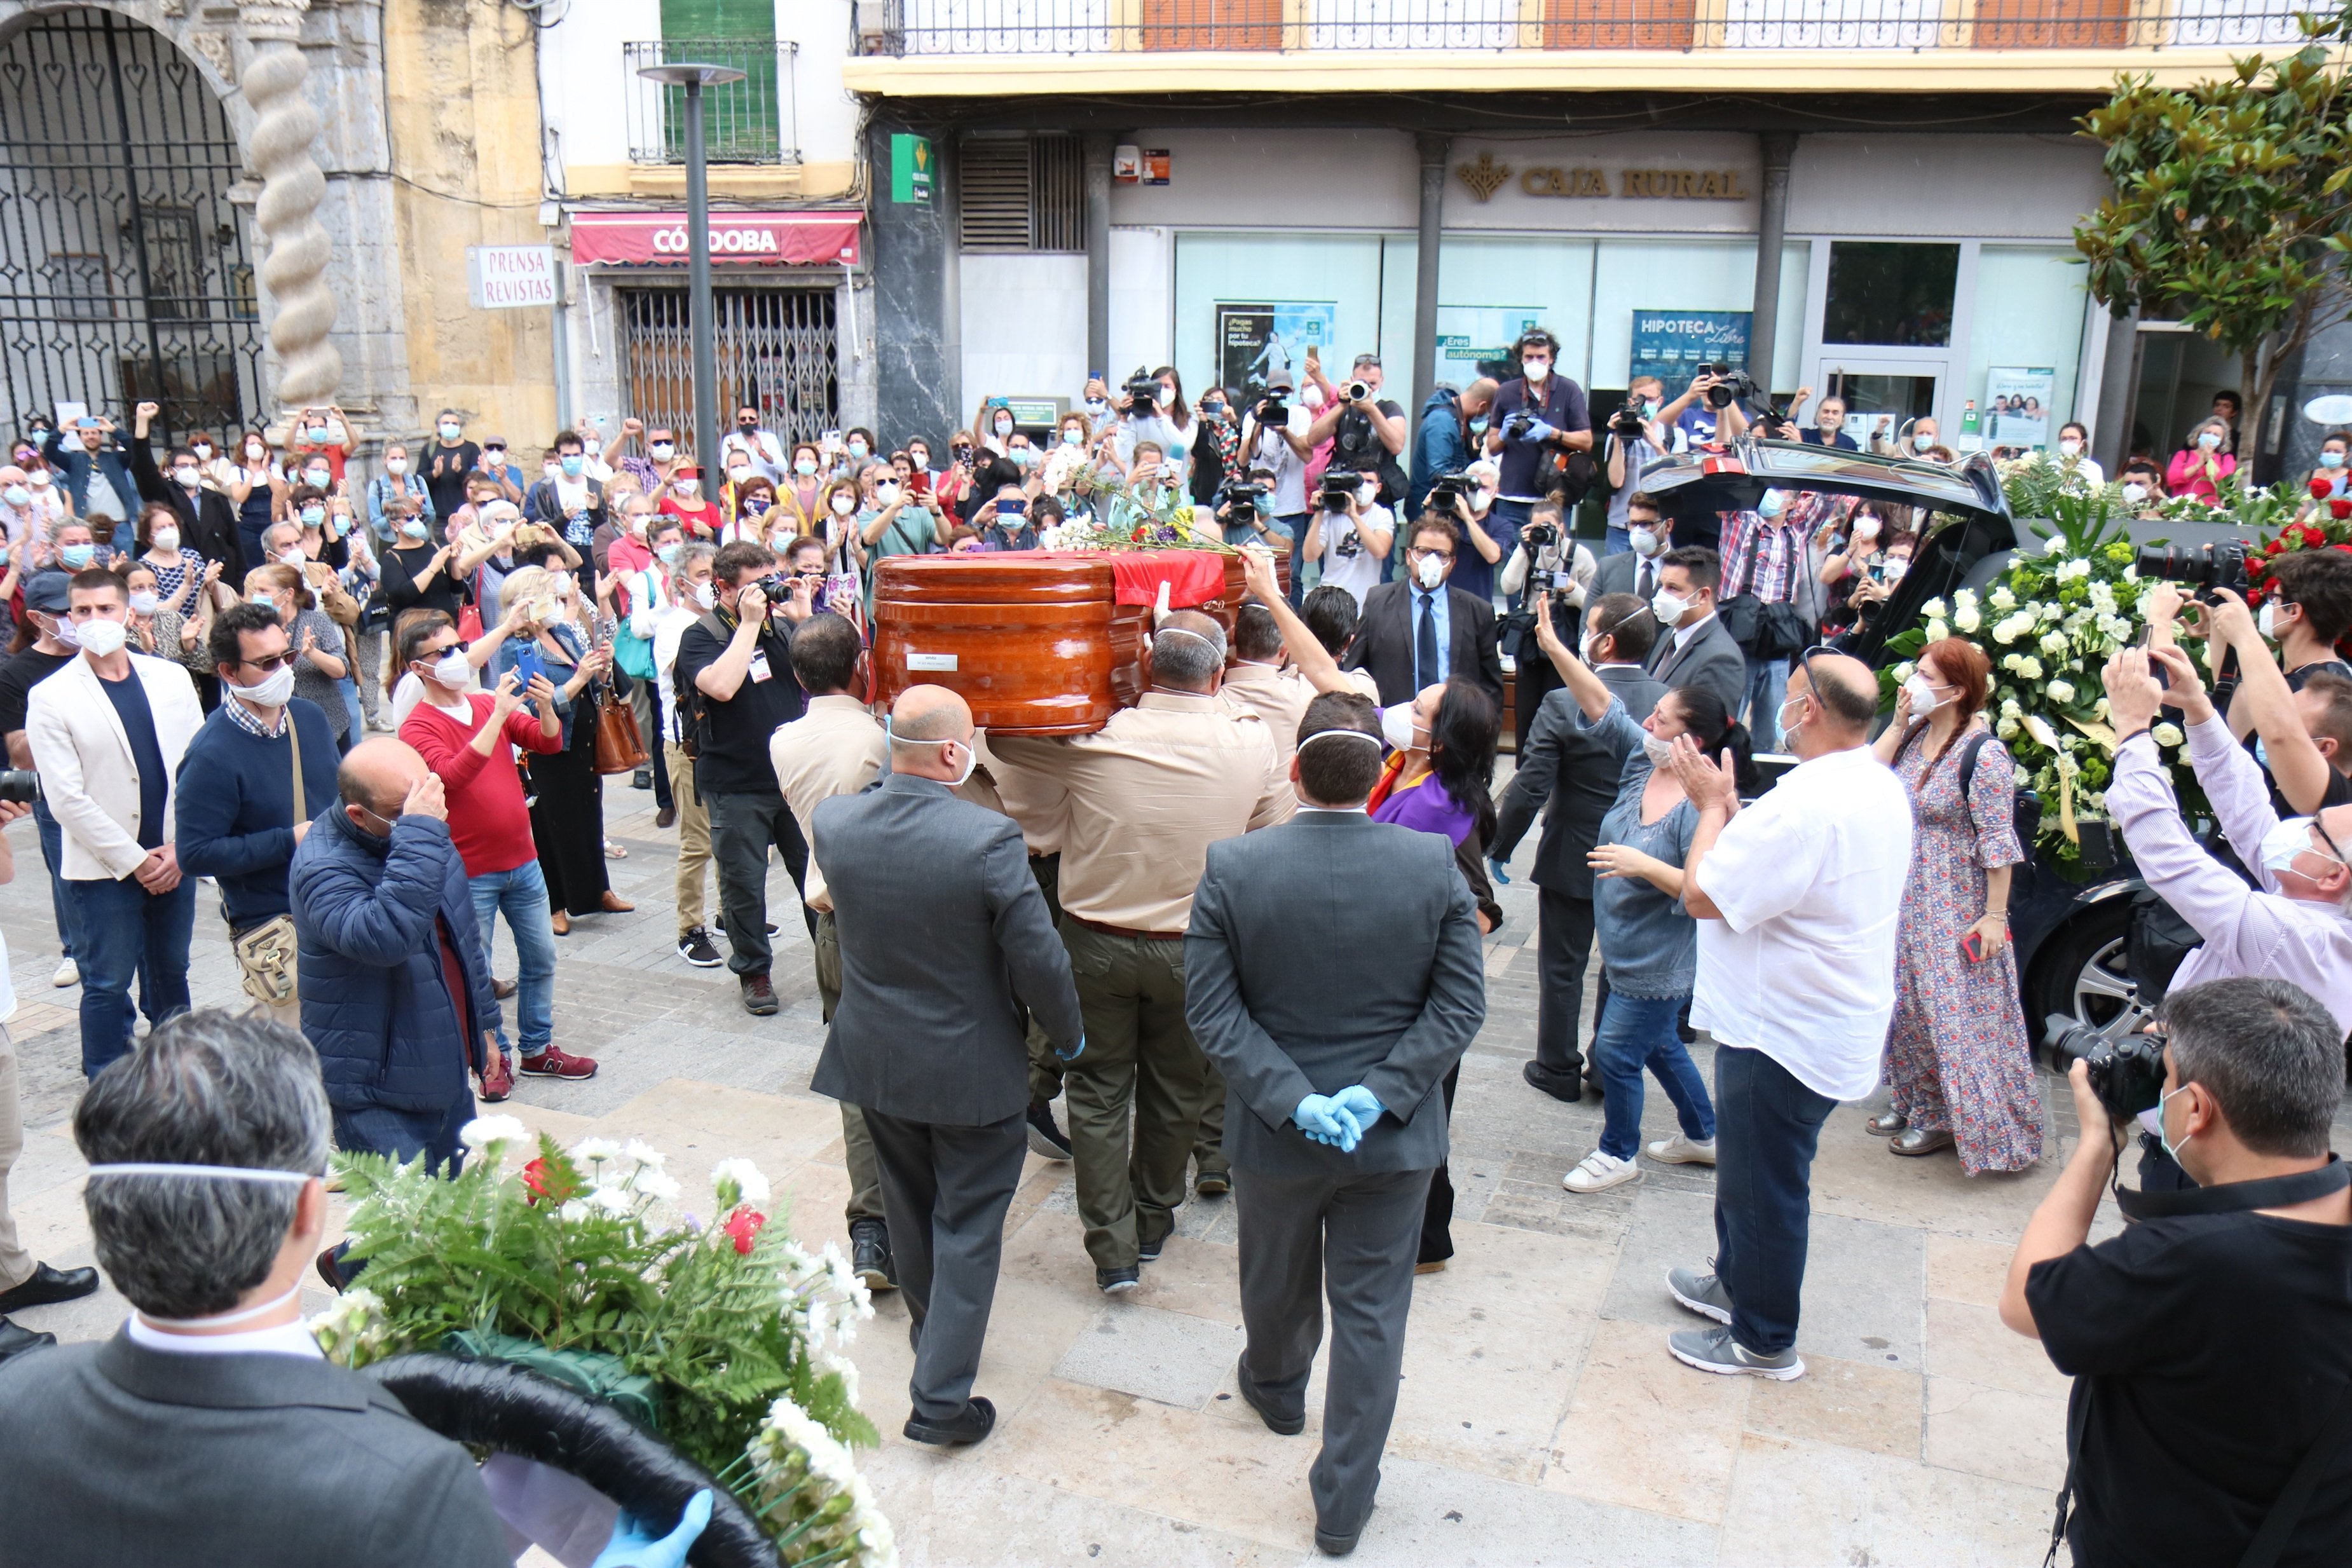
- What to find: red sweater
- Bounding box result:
[399,695,562,876]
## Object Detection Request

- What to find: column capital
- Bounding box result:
[237,0,311,46]
[1416,132,1453,168]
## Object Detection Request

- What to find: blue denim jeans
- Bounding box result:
[1712,1044,1837,1357]
[331,1097,472,1175]
[1603,524,1631,557]
[1743,654,1790,753]
[338,677,364,748]
[1594,990,1715,1160]
[33,798,80,960]
[66,872,196,1078]
[468,860,556,1058]
[1276,512,1309,606]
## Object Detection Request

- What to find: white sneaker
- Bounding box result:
[51,956,78,988]
[1647,1135,1718,1166]
[1563,1150,1641,1193]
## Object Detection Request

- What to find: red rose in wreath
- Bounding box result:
[2311,477,2335,501]
[2331,498,2352,522]
[721,1205,768,1255]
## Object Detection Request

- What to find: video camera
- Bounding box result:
[1318,472,1362,512]
[2135,540,2250,604]
[1426,472,1474,512]
[2044,1014,2168,1121]
[1123,367,1160,411]
[1608,403,1650,442]
[1215,476,1271,517]
[1254,392,1289,426]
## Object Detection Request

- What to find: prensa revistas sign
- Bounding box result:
[568,210,863,268]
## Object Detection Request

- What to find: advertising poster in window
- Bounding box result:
[1629,310,1751,389]
[1985,367,2055,449]
[1434,305,1545,383]
[1217,301,1336,401]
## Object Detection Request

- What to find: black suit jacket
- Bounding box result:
[129,436,245,579]
[1343,580,1506,709]
[1490,664,1664,897]
[0,1332,510,1568]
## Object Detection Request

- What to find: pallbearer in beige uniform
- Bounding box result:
[766,613,896,1295]
[988,611,1294,1293]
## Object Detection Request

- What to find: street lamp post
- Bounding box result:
[634,60,747,481]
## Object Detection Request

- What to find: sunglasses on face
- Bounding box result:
[238,652,297,674]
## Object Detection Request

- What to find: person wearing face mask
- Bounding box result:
[247,562,351,755]
[136,501,220,629]
[1526,601,1728,1189]
[1718,487,1818,752]
[1188,388,1242,509]
[777,441,827,531]
[1591,493,1676,604]
[1338,515,1506,712]
[1658,649,1911,1381]
[1600,376,1683,556]
[649,543,720,958]
[172,601,343,1032]
[0,465,42,573]
[811,477,868,606]
[1655,367,1753,449]
[1641,545,1746,723]
[1865,639,2041,1170]
[2304,428,2351,505]
[619,518,687,826]
[2166,416,2238,501]
[1,572,97,988]
[721,475,779,548]
[367,440,436,546]
[1103,370,1203,494]
[2115,458,2167,516]
[229,429,282,571]
[422,408,481,520]
[285,403,359,488]
[1302,465,1393,608]
[720,403,786,482]
[2210,557,2352,756]
[832,427,879,483]
[1407,376,1498,524]
[1870,414,1941,461]
[860,465,950,610]
[1998,976,2352,1568]
[655,463,717,540]
[489,567,627,936]
[2047,420,2103,489]
[975,486,1039,553]
[127,401,245,579]
[525,432,608,593]
[25,567,207,1077]
[395,614,596,1089]
[1481,330,1594,592]
[40,414,137,547]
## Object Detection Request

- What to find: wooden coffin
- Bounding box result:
[871,550,1257,735]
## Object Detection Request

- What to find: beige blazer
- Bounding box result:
[25,651,205,880]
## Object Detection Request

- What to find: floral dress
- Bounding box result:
[1882,722,2045,1173]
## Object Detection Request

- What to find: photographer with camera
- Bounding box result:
[1655,367,1752,449]
[1097,368,1201,493]
[1482,330,1592,599]
[1304,353,1409,511]
[1238,371,1316,591]
[1498,496,1597,755]
[1603,378,1683,556]
[1213,470,1288,552]
[2002,975,2352,1568]
[1425,461,1505,604]
[1408,377,1498,519]
[1302,464,1393,608]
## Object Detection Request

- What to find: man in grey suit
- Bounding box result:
[1590,494,1674,603]
[810,685,1084,1448]
[1489,592,1665,1102]
[0,1010,517,1568]
[1186,691,1486,1557]
[1644,544,1746,720]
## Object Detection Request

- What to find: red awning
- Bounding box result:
[569,210,861,268]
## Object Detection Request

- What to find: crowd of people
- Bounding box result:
[0,339,2346,1564]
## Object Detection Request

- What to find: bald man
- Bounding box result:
[988,614,1294,1292]
[1657,651,1911,1381]
[289,738,503,1194]
[810,687,1082,1446]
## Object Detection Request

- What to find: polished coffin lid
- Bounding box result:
[872,551,1248,735]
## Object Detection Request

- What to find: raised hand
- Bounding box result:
[404,770,448,822]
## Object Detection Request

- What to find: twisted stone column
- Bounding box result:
[240,2,341,407]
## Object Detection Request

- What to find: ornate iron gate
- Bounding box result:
[0,8,264,446]
[617,287,840,450]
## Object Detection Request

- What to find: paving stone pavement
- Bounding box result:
[14,761,2321,1565]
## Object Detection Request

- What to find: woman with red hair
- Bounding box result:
[1868,636,2044,1171]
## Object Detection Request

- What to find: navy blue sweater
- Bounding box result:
[174,698,343,930]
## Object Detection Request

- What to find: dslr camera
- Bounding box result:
[1501,408,1546,442]
[1701,364,1763,411]
[2135,540,2250,604]
[1344,379,1374,404]
[1123,367,1160,410]
[2044,1014,2168,1121]
[1521,516,1561,552]
[0,769,40,805]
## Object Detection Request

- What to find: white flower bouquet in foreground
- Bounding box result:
[312,1120,891,1565]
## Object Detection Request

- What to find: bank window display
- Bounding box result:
[1173,233,1390,402]
[1964,244,2089,451]
[1824,240,1960,348]
[1433,235,1596,386]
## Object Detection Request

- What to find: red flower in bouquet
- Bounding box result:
[2311,477,2334,501]
[721,1206,767,1255]
[2331,499,2352,522]
[520,1156,584,1206]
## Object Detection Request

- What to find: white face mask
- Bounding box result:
[673,477,699,496]
[1381,703,1424,752]
[1415,552,1447,590]
[1629,526,1661,557]
[174,466,202,490]
[1777,692,1810,737]
[150,528,180,553]
[385,458,407,476]
[438,422,462,442]
[128,590,160,615]
[994,417,1014,437]
[235,662,297,709]
[1882,558,1909,582]
[2121,482,2148,504]
[875,482,899,504]
[428,650,472,689]
[1651,589,1691,624]
[2260,817,2340,879]
[1522,359,1550,383]
[2058,439,2082,458]
[1903,673,1944,714]
[1639,728,1676,766]
[830,493,857,515]
[650,442,676,461]
[74,617,128,658]
[2259,601,2286,640]
[691,580,716,611]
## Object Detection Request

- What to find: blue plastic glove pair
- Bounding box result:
[591,1489,713,1568]
[1056,1032,1086,1064]
[1522,419,1560,444]
[1292,1087,1387,1154]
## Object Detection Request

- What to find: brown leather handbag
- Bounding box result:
[591,686,650,775]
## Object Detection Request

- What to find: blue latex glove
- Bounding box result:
[1294,1094,1363,1153]
[1332,1085,1386,1138]
[1487,856,1511,885]
[1056,1032,1086,1063]
[591,1489,713,1568]
[1522,420,1559,444]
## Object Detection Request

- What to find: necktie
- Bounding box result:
[1415,589,1439,691]
[1637,560,1653,601]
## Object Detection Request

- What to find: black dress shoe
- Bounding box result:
[1315,1524,1362,1557]
[0,1262,99,1314]
[851,1222,896,1292]
[0,1318,57,1365]
[1522,1060,1583,1103]
[903,1394,995,1446]
[1234,1356,1304,1435]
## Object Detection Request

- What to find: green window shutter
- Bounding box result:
[655,0,779,163]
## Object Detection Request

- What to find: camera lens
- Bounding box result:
[0,769,40,805]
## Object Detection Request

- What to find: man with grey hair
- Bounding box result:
[2000,977,2352,1568]
[0,1009,514,1565]
[990,611,1294,1292]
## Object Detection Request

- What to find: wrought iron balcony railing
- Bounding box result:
[863,0,2325,58]
[624,39,800,165]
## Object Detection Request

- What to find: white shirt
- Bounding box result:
[652,606,701,741]
[0,927,13,1027]
[1692,744,1912,1100]
[1316,503,1391,606]
[125,1312,324,1360]
[1249,416,1309,515]
[1674,610,1718,651]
